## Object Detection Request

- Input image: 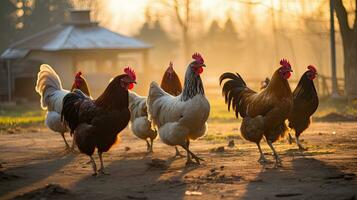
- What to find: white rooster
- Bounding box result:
[35,64,90,150]
[128,91,157,153]
[147,53,210,166]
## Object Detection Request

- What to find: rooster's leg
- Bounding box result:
[182,140,204,166]
[288,133,294,144]
[257,143,270,164]
[90,156,97,176]
[69,137,78,153]
[267,140,282,166]
[146,140,151,152]
[173,146,185,158]
[98,151,109,175]
[60,133,70,150]
[149,138,154,153]
[296,136,307,151]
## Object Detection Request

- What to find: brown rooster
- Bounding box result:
[220,59,293,166]
[70,71,91,98]
[160,61,184,157]
[288,65,319,151]
[160,61,183,96]
[61,67,136,175]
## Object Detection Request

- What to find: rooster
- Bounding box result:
[128,62,183,153]
[147,53,210,166]
[288,65,319,151]
[35,65,90,150]
[160,61,183,96]
[61,67,136,175]
[220,59,293,165]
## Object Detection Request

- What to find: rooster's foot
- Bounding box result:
[98,169,110,175]
[192,155,204,164]
[185,160,200,167]
[274,161,283,168]
[298,145,308,151]
[92,172,98,176]
[173,152,185,159]
[258,156,272,164]
[275,156,282,164]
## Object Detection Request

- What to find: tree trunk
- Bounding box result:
[333,0,357,101]
[345,31,357,101]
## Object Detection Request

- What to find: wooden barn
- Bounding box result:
[0,10,151,102]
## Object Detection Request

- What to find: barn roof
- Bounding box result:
[1,10,151,59]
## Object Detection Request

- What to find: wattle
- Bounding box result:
[128,83,134,90]
[284,72,291,79]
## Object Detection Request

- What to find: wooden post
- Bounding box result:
[6,60,12,102]
[330,0,339,97]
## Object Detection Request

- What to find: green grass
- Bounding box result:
[0,96,356,133]
[0,104,45,130]
[207,97,239,124]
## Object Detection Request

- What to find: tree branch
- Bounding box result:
[333,0,352,38]
[173,0,186,29]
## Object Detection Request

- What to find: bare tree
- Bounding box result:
[153,0,193,60]
[333,0,357,101]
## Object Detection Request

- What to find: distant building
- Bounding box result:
[0,10,151,102]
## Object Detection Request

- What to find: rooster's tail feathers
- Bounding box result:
[219,72,252,118]
[35,64,63,109]
[61,91,85,133]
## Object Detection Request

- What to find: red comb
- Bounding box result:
[192,52,204,64]
[307,65,317,73]
[280,59,291,69]
[124,67,136,81]
[75,71,82,78]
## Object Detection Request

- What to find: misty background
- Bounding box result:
[1,0,355,95]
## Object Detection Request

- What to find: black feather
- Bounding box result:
[219,72,253,118]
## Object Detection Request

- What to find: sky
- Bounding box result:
[102,0,325,36]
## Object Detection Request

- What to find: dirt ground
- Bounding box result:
[1,122,357,200]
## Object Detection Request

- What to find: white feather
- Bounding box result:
[35,64,69,134]
[128,91,157,141]
[147,81,210,147]
[45,111,67,133]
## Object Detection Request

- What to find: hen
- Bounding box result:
[128,91,157,153]
[128,62,182,153]
[147,53,210,166]
[220,59,293,165]
[61,67,136,175]
[288,65,319,151]
[35,65,90,150]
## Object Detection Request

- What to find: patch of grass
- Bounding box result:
[314,98,357,118]
[0,104,45,130]
[203,132,240,142]
[207,97,240,123]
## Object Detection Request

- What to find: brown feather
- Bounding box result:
[160,67,182,96]
[70,75,91,96]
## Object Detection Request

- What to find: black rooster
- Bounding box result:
[62,67,136,175]
[288,65,319,151]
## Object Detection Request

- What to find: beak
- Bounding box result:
[201,64,206,67]
[289,68,293,72]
